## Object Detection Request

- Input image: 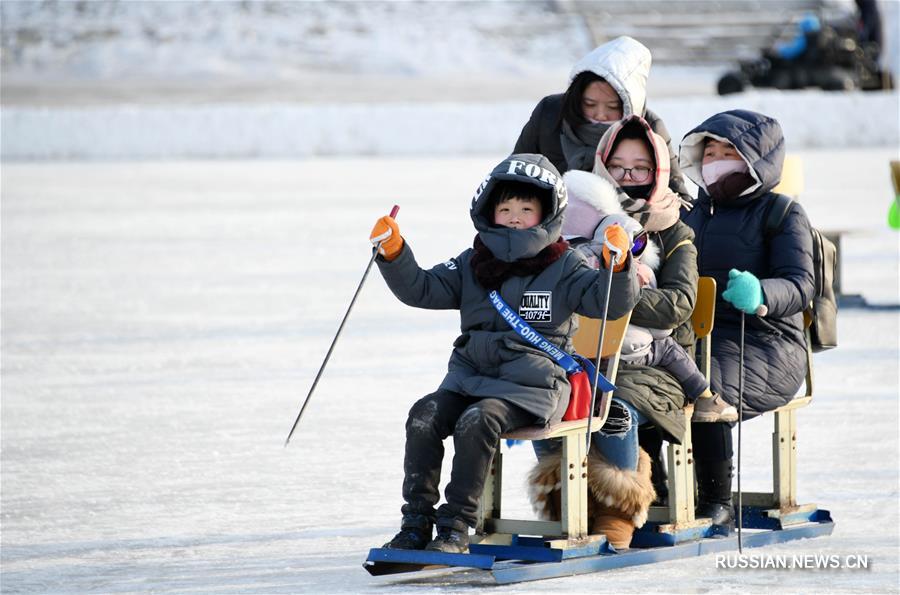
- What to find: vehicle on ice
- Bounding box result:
[717,12,893,95]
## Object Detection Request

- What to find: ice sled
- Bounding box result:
[364,277,834,584]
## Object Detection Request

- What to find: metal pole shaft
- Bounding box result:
[284,205,399,447]
[585,252,619,453]
[737,311,745,552]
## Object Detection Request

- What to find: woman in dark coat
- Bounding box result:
[680,109,815,532]
[513,36,690,202]
[527,116,702,549]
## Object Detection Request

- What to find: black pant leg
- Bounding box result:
[691,421,734,462]
[400,390,472,523]
[638,425,668,503]
[437,397,537,529]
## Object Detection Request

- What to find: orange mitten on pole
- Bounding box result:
[369,216,404,261]
[601,224,630,272]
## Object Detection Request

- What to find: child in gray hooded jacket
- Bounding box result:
[369,153,638,554]
[588,213,712,403]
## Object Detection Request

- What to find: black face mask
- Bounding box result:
[706,171,756,204]
[621,183,654,199]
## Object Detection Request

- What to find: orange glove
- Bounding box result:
[369,216,404,261]
[601,224,630,272]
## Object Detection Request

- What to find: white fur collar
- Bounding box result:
[641,238,660,272]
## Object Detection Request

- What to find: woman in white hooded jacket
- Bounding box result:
[512,36,690,203]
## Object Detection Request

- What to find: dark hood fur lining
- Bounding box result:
[471,235,569,291]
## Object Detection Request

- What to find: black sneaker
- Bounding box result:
[696,501,735,536]
[425,526,469,554]
[382,526,432,550]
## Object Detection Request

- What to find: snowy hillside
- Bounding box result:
[2,0,898,159]
[0,0,590,81]
[2,89,898,160]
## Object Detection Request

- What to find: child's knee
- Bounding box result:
[454,403,501,438]
[406,395,442,434]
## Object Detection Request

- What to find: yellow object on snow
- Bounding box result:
[773,155,804,198]
[890,161,900,231]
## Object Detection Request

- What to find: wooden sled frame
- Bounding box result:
[645,277,716,535]
[645,279,822,543]
[739,311,816,524]
[364,279,834,583]
[474,311,633,547]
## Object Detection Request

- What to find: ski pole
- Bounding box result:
[737,311,745,552]
[284,205,400,447]
[585,243,623,453]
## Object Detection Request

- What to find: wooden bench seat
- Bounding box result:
[475,312,632,546]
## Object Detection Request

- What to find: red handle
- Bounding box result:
[389,205,400,218]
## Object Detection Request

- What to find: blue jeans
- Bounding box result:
[532,398,647,470]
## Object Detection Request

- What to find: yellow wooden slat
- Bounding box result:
[773,396,812,412]
[572,314,630,359]
[503,416,602,440]
[692,276,716,339]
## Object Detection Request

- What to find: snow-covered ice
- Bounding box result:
[2,150,898,592]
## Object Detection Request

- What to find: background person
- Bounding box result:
[512,35,691,204]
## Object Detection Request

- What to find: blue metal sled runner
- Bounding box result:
[364,278,835,584]
[363,509,834,584]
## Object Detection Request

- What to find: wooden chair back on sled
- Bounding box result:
[475,310,632,546]
[647,276,716,530]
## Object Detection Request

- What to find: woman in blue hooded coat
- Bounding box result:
[680,110,815,532]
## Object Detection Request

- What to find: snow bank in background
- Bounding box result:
[2,91,897,160]
[3,0,897,160]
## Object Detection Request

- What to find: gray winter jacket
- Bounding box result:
[377,154,640,425]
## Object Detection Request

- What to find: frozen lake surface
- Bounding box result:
[2,151,898,592]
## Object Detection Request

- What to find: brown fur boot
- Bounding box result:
[526,448,563,521]
[526,447,656,551]
[591,506,635,550]
[586,448,656,550]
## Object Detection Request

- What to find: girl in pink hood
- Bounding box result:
[528,117,733,549]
